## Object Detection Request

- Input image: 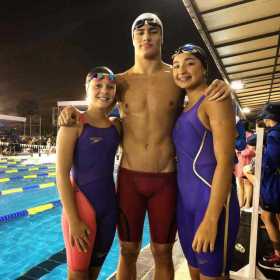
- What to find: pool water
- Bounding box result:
[0,162,151,279]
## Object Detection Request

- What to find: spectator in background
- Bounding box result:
[235,119,255,208]
[243,133,257,187]
[235,116,246,152]
[257,102,280,271]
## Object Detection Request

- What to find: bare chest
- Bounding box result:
[119,76,181,115]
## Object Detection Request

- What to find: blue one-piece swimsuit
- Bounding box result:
[173,96,240,277]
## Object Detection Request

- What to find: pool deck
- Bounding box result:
[108,239,191,280]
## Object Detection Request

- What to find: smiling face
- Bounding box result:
[172,52,206,90]
[86,76,116,110]
[133,24,162,59]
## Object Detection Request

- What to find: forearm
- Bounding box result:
[204,162,233,222]
[56,174,80,224]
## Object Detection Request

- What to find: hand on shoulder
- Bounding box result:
[58,106,81,127]
[205,79,232,102]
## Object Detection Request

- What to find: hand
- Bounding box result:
[69,220,90,253]
[58,106,80,127]
[192,219,217,253]
[205,79,232,101]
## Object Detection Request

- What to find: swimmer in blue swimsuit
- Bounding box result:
[172,44,240,279]
[56,67,121,279]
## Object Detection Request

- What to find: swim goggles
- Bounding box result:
[91,72,115,81]
[172,44,208,70]
[172,44,203,59]
[133,18,161,30]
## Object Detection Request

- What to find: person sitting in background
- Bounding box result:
[243,133,257,187]
[257,102,280,272]
[235,124,255,208]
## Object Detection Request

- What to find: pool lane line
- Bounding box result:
[0,172,56,183]
[0,181,56,196]
[0,166,55,174]
[16,249,66,280]
[0,200,61,223]
[0,163,55,168]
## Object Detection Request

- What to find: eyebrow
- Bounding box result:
[174,57,196,63]
[135,26,159,32]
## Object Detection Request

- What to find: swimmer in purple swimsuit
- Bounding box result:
[172,44,240,279]
[56,67,121,279]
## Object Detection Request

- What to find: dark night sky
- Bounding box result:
[0,0,221,117]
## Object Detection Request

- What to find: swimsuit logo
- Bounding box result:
[197,258,208,265]
[90,137,103,144]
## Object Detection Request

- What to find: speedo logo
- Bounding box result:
[90,137,103,144]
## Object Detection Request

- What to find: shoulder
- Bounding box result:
[109,117,122,135]
[116,70,131,83]
[267,127,280,142]
[58,124,81,138]
[203,96,234,117]
[115,70,131,99]
[161,62,173,76]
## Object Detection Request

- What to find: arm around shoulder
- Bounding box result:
[58,106,82,127]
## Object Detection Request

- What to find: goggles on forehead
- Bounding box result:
[133,18,160,30]
[92,72,115,81]
[172,44,208,71]
[172,44,202,59]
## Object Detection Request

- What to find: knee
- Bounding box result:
[68,271,88,280]
[119,242,140,263]
[261,211,275,225]
[151,244,173,263]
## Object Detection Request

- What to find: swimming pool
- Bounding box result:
[0,159,150,279]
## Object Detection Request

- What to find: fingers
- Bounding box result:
[70,235,75,247]
[209,240,215,252]
[204,79,220,97]
[214,87,232,102]
[84,228,90,243]
[205,79,232,101]
[72,235,88,253]
[77,237,88,253]
[192,237,206,253]
[202,240,209,253]
[192,236,215,253]
[58,107,77,126]
[192,236,198,252]
[70,231,90,253]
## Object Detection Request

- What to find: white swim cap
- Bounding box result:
[131,13,163,43]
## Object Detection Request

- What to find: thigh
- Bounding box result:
[194,191,239,278]
[148,174,177,244]
[177,201,198,269]
[117,169,146,242]
[62,190,96,272]
[91,210,117,267]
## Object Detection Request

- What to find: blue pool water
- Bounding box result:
[0,162,151,279]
